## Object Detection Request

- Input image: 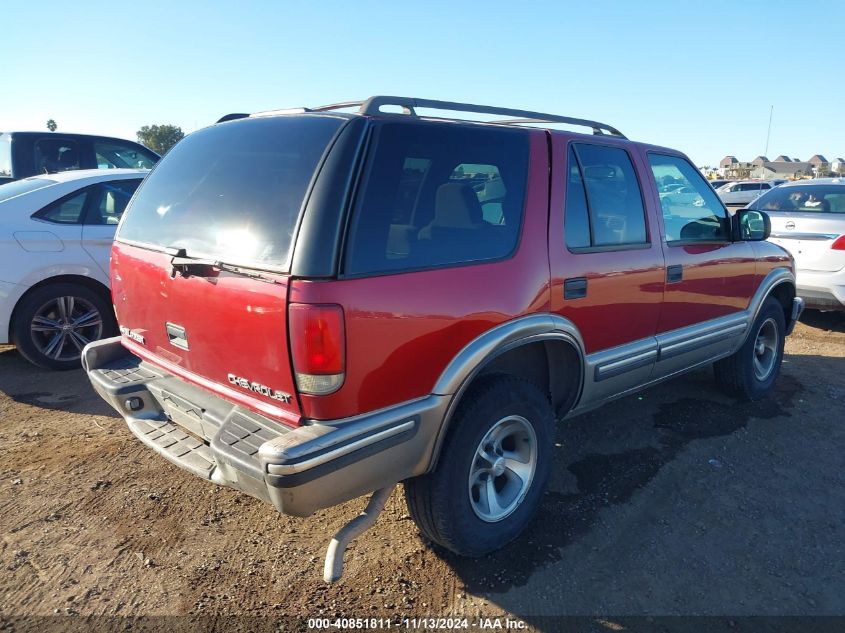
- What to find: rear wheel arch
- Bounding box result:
[768,281,796,327]
[428,332,584,472]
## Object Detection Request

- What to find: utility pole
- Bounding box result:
[764,105,774,157]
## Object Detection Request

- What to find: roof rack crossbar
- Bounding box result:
[355,96,626,138]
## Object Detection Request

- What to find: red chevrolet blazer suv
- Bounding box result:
[83,96,803,578]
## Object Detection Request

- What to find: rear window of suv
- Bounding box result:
[116,115,345,270]
[751,184,845,213]
[344,122,529,276]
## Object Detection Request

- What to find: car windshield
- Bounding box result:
[0,177,56,202]
[749,184,845,213]
[116,115,345,271]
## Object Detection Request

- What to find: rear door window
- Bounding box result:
[564,143,647,249]
[344,122,529,275]
[116,115,345,270]
[86,179,142,225]
[34,138,81,174]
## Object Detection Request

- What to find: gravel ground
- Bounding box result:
[0,312,843,626]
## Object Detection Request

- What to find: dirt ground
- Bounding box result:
[1,312,843,627]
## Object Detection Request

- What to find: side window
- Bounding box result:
[34,190,89,224]
[648,154,729,243]
[564,147,591,249]
[344,122,529,275]
[94,141,157,169]
[34,139,80,174]
[564,143,648,249]
[87,179,142,225]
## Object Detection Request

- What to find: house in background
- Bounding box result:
[719,155,754,179]
[808,155,830,177]
[751,160,813,180]
[719,153,842,180]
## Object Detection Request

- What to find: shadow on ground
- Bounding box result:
[0,346,117,418]
[432,363,803,597]
[799,308,845,333]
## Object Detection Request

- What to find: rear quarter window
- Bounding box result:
[344,122,529,276]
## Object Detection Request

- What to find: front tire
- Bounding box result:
[404,374,554,556]
[11,282,116,371]
[714,297,785,400]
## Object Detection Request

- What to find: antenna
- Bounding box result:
[764,105,774,157]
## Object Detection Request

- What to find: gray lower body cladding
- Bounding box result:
[83,337,447,516]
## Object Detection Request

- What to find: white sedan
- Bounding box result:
[0,169,147,369]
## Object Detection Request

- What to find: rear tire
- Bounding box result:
[11,282,116,371]
[714,297,785,400]
[404,374,554,557]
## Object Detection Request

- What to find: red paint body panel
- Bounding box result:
[548,134,665,354]
[293,132,551,420]
[632,145,760,332]
[110,245,301,427]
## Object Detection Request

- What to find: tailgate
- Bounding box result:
[112,244,300,424]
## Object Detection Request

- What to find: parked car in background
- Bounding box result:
[0,131,158,185]
[709,179,734,189]
[0,169,147,369]
[749,178,845,311]
[717,180,778,206]
[81,96,801,580]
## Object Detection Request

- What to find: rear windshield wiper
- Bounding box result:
[166,247,280,284]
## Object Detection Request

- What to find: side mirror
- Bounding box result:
[733,209,771,241]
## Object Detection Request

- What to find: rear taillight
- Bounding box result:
[831,235,845,250]
[289,304,345,395]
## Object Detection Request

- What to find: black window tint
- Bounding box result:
[345,122,529,275]
[564,147,591,249]
[88,179,142,225]
[94,142,157,169]
[117,116,344,270]
[648,153,729,243]
[35,190,88,224]
[34,138,80,174]
[572,143,647,247]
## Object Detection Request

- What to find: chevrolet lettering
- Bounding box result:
[227,373,292,404]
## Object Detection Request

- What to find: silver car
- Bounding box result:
[717,180,779,206]
[749,178,845,310]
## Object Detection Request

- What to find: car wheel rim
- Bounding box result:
[752,317,778,381]
[468,415,537,523]
[30,296,103,363]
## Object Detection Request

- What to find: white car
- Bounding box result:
[717,180,778,206]
[0,169,147,369]
[749,178,845,311]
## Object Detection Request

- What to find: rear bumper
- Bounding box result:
[796,269,845,310]
[787,296,805,335]
[82,337,448,516]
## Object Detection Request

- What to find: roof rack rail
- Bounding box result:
[241,96,626,138]
[357,96,625,138]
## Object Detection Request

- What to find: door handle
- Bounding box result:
[666,265,683,284]
[564,277,588,300]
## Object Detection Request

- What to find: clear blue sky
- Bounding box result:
[4,0,844,166]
